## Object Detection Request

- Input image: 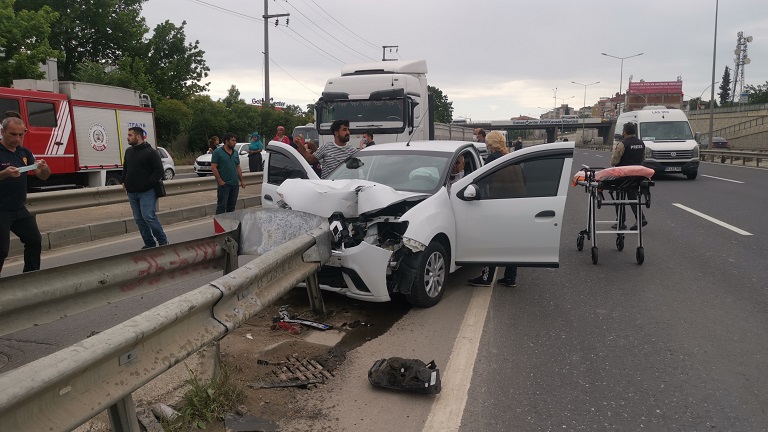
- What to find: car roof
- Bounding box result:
[360,140,476,154]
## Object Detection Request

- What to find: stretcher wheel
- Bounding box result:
[636,247,644,265]
[577,234,585,251]
[644,191,651,208]
[591,247,598,265]
[616,235,625,251]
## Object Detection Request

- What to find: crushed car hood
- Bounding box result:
[277,179,429,218]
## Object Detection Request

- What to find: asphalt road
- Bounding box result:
[462,151,768,431]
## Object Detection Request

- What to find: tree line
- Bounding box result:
[0,0,313,155]
[0,0,456,154]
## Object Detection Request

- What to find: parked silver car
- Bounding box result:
[157,147,175,180]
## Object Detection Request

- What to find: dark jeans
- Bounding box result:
[612,190,646,226]
[128,189,168,248]
[216,184,240,214]
[0,207,42,275]
[249,153,263,172]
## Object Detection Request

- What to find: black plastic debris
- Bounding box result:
[368,357,441,394]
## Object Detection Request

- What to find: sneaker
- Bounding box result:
[141,244,156,250]
[629,220,648,230]
[158,241,169,246]
[497,278,516,287]
[467,276,492,287]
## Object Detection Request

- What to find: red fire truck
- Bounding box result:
[0,79,156,190]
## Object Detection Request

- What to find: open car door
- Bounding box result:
[261,141,319,208]
[449,143,574,267]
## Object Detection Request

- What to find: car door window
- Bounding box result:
[267,151,308,185]
[475,157,565,199]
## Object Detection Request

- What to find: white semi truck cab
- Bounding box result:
[315,59,433,145]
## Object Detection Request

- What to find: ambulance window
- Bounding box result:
[26,101,57,127]
[0,98,20,116]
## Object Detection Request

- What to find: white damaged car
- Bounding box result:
[262,140,574,307]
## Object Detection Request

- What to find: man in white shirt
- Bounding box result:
[295,119,358,178]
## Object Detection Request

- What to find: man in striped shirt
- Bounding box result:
[295,119,359,178]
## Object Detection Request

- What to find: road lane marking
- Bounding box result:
[422,276,494,432]
[701,174,744,183]
[673,204,753,235]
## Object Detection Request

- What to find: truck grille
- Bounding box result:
[652,150,693,159]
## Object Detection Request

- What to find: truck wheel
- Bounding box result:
[406,241,447,308]
[686,171,697,180]
[164,168,175,180]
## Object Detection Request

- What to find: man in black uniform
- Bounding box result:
[0,116,51,276]
[610,122,648,230]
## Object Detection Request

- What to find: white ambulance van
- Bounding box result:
[615,107,699,179]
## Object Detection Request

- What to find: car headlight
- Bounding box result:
[644,147,653,159]
[692,146,699,158]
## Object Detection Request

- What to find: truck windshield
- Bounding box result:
[318,99,405,127]
[639,121,694,141]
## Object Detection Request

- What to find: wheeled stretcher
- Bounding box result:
[573,166,654,265]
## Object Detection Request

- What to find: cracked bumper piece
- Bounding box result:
[331,242,392,302]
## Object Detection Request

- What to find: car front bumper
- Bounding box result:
[320,242,393,302]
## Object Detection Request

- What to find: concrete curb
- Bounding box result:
[8,196,262,258]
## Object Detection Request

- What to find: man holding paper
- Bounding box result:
[0,116,51,276]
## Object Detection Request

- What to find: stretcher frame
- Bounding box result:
[575,166,654,265]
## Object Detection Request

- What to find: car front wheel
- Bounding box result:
[406,241,448,308]
[164,168,175,180]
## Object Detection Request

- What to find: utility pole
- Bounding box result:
[263,0,289,108]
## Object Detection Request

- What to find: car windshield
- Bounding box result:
[639,121,694,141]
[325,152,452,193]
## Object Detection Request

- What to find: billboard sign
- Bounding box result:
[627,81,683,94]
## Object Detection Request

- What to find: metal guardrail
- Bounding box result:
[688,102,768,116]
[700,149,768,166]
[26,172,264,214]
[0,232,238,337]
[0,210,331,431]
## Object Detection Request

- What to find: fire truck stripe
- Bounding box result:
[46,101,70,155]
[56,102,72,155]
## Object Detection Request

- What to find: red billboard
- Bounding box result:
[627,81,683,94]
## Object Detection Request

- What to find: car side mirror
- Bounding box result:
[460,184,479,201]
[345,158,364,169]
[694,132,701,143]
[240,150,248,155]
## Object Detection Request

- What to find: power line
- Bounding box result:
[269,58,320,96]
[282,0,377,62]
[283,26,346,64]
[275,25,343,65]
[302,0,381,50]
[184,0,263,22]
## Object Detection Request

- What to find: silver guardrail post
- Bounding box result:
[301,223,332,317]
[221,233,240,275]
[108,394,141,432]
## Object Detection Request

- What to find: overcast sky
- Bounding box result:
[141,0,768,121]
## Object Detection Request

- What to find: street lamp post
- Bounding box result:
[572,81,600,144]
[698,81,720,109]
[601,52,644,96]
[708,0,719,146]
